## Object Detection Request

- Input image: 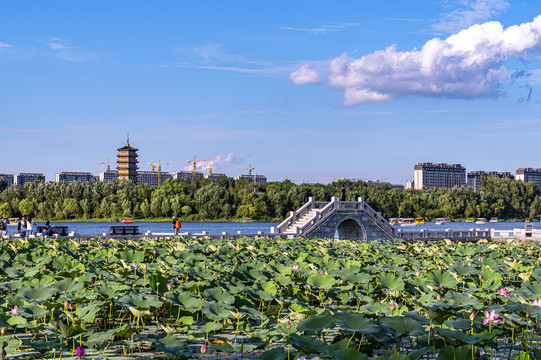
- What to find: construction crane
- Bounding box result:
[186,156,220,179]
[239,164,255,176]
[98,158,114,171]
[206,165,214,178]
[375,178,388,183]
[316,175,344,181]
[147,159,187,187]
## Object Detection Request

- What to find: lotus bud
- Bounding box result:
[1,347,5,357]
[90,277,95,284]
[527,311,530,318]
[479,275,482,280]
[391,303,396,311]
[429,327,434,334]
[470,312,475,321]
[75,345,85,357]
[287,321,291,330]
[64,300,69,308]
[0,327,5,335]
[167,283,172,291]
[43,264,46,269]
[415,270,421,276]
[437,294,441,300]
[99,273,102,280]
[153,249,157,255]
[201,342,207,354]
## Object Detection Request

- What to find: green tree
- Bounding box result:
[18,199,35,216]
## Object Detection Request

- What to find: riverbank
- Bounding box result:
[27,217,283,223]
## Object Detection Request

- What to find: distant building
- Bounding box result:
[0,174,14,188]
[55,172,94,183]
[405,180,414,190]
[205,172,226,180]
[14,173,45,186]
[235,174,267,184]
[100,170,118,181]
[516,168,541,190]
[366,180,404,190]
[173,171,204,181]
[117,132,139,183]
[413,163,465,190]
[138,171,172,187]
[467,171,514,191]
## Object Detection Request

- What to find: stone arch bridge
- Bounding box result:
[271,197,395,241]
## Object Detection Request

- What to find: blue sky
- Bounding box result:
[1,1,541,184]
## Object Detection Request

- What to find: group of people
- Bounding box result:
[16,216,37,238]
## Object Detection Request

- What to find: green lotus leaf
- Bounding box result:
[54,278,84,293]
[84,324,132,346]
[75,301,105,322]
[297,314,334,333]
[0,335,22,356]
[332,348,370,360]
[20,286,56,303]
[118,294,163,310]
[276,275,293,287]
[514,352,533,360]
[166,291,203,310]
[444,292,480,307]
[149,274,170,294]
[204,287,235,305]
[379,316,425,338]
[120,250,145,264]
[259,347,288,360]
[150,334,188,357]
[268,262,293,275]
[518,282,541,300]
[0,313,27,327]
[378,273,405,292]
[19,303,46,319]
[201,302,233,321]
[307,273,337,290]
[334,312,379,334]
[0,280,24,291]
[427,270,457,289]
[287,333,330,355]
[200,321,222,332]
[53,320,85,339]
[436,345,472,360]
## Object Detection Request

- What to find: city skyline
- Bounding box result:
[1,1,541,183]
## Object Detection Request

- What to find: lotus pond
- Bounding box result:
[2,236,541,359]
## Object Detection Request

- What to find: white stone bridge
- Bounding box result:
[271,197,396,241]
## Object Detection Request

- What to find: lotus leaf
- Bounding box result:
[54,278,83,293]
[378,273,405,292]
[166,291,203,310]
[260,347,288,360]
[202,302,233,321]
[0,335,22,356]
[19,303,46,319]
[427,270,457,289]
[118,294,163,310]
[150,333,188,357]
[75,301,105,322]
[334,312,380,334]
[287,333,330,355]
[379,316,425,338]
[204,287,235,305]
[297,314,334,333]
[307,273,337,290]
[436,345,473,360]
[20,286,56,303]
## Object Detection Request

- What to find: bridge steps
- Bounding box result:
[283,209,320,233]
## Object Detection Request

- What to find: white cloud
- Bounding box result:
[183,153,243,172]
[291,14,541,105]
[280,23,361,35]
[0,42,11,48]
[433,0,509,33]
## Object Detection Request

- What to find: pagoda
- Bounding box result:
[117,132,139,183]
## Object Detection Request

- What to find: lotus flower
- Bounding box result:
[167,283,172,291]
[131,263,139,269]
[0,327,5,335]
[292,264,300,271]
[532,299,541,308]
[470,312,475,321]
[201,342,207,354]
[483,310,501,325]
[415,270,421,276]
[75,345,85,357]
[9,306,18,315]
[499,287,510,296]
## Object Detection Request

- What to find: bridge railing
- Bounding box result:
[275,197,316,233]
[296,199,337,235]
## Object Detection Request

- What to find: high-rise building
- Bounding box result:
[138,171,172,187]
[0,174,14,188]
[116,132,139,183]
[100,170,118,181]
[14,173,45,186]
[205,173,226,180]
[55,172,94,183]
[467,171,514,191]
[516,168,541,190]
[235,174,267,184]
[172,171,204,181]
[413,163,465,190]
[405,180,414,190]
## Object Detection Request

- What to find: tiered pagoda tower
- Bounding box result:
[117,132,139,183]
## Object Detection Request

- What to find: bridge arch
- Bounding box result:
[335,218,366,241]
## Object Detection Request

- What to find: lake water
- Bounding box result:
[5,220,534,236]
[6,221,280,236]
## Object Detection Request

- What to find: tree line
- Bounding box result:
[0,175,539,221]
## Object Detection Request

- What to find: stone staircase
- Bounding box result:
[282,209,320,234]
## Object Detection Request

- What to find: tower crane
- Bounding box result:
[98,158,114,171]
[375,178,388,183]
[206,165,214,178]
[186,156,220,179]
[239,164,255,176]
[147,159,187,187]
[281,176,309,183]
[316,175,344,181]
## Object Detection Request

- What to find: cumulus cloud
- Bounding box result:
[291,14,541,105]
[183,153,243,172]
[433,0,509,33]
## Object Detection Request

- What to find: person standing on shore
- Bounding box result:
[340,185,346,201]
[18,216,26,238]
[172,216,181,235]
[26,216,35,237]
[0,215,7,237]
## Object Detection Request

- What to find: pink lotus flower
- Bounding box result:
[317,271,325,275]
[9,306,18,315]
[167,283,172,291]
[75,345,85,357]
[532,299,541,308]
[415,270,421,276]
[131,263,139,268]
[193,240,199,245]
[292,264,300,271]
[483,310,501,325]
[470,312,475,321]
[201,342,207,354]
[499,287,510,296]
